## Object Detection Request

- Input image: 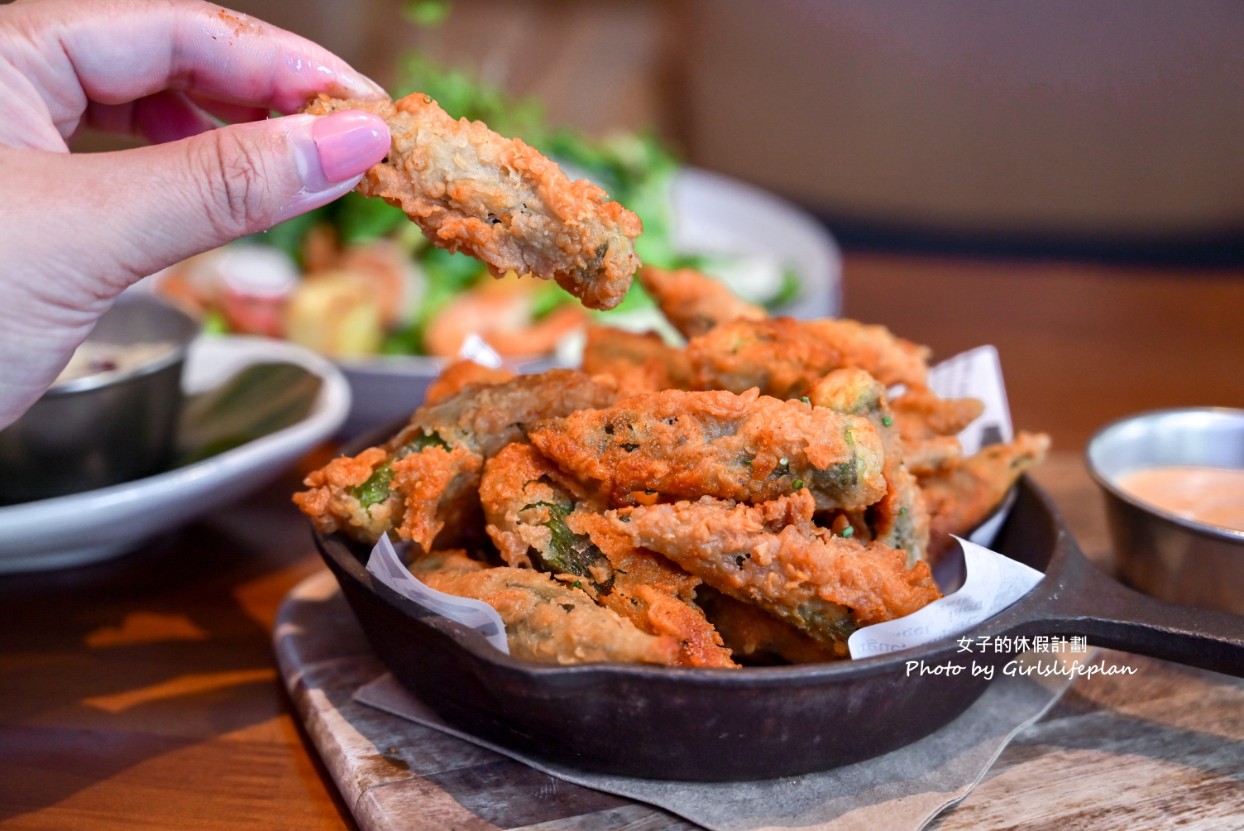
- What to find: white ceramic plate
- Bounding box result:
[0,336,351,573]
[336,167,843,437]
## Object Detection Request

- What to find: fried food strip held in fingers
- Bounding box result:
[304,94,643,310]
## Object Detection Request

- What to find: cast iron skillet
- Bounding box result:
[313,434,1244,782]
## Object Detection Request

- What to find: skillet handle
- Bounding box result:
[1005,539,1244,678]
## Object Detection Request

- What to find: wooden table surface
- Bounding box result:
[2,252,1242,830]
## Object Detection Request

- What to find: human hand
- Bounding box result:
[0,0,392,427]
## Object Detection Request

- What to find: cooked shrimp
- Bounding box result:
[423,278,587,358]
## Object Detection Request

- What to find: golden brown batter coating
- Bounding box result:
[528,387,888,510]
[423,359,515,406]
[637,265,767,340]
[603,491,941,650]
[479,442,604,574]
[568,509,736,668]
[921,431,1051,562]
[304,93,642,310]
[293,446,393,541]
[870,461,931,565]
[478,442,735,667]
[697,587,844,663]
[890,387,986,443]
[388,368,619,459]
[580,325,693,395]
[294,370,618,549]
[410,550,681,665]
[686,317,930,398]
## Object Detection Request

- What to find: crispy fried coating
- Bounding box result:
[568,509,736,668]
[921,431,1051,562]
[294,370,617,549]
[389,368,618,458]
[410,551,681,665]
[479,442,735,667]
[637,265,767,340]
[423,359,515,406]
[687,317,841,400]
[604,491,941,649]
[479,442,607,575]
[687,317,930,398]
[870,462,931,566]
[697,587,844,663]
[901,435,965,477]
[580,325,693,394]
[890,387,986,442]
[804,368,931,563]
[304,94,642,310]
[808,367,900,454]
[528,388,887,510]
[293,446,393,541]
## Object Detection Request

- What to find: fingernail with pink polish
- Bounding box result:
[312,111,390,183]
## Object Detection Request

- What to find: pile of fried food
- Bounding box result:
[295,271,1049,669]
[293,92,1048,668]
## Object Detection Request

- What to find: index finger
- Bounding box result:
[9,0,386,122]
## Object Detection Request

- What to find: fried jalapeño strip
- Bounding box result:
[696,586,844,663]
[479,442,613,581]
[920,431,1052,563]
[603,490,942,650]
[637,265,767,340]
[528,388,887,510]
[568,509,737,668]
[808,368,930,564]
[423,358,515,406]
[293,370,617,549]
[686,317,931,398]
[304,94,642,311]
[479,443,736,667]
[889,386,985,476]
[580,324,693,394]
[409,550,681,665]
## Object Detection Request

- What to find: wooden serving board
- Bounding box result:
[273,455,1244,830]
[274,569,694,831]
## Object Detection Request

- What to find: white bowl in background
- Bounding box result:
[0,335,351,573]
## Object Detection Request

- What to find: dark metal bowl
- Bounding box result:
[312,455,1244,782]
[1087,407,1244,614]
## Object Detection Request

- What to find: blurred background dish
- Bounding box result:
[0,335,350,573]
[1086,407,1244,614]
[333,166,841,436]
[181,0,1243,262]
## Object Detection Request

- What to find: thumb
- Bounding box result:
[64,110,390,288]
[150,109,390,265]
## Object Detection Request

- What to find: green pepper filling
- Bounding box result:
[527,498,614,594]
[350,429,452,508]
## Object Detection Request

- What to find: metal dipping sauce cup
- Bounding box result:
[1086,407,1244,615]
[0,294,200,504]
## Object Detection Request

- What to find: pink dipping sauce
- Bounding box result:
[1117,466,1244,532]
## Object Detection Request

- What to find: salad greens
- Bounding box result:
[246,8,795,357]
